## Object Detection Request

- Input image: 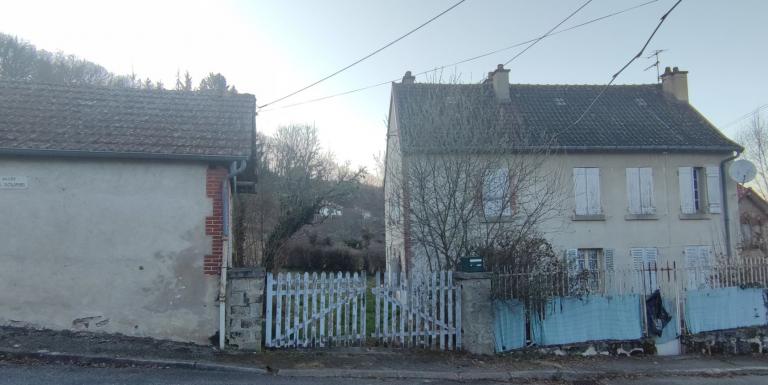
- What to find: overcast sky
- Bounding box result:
[2,0,766,169]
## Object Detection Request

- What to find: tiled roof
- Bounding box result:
[392,82,741,154]
[0,81,255,161]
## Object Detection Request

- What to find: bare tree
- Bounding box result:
[737,113,768,197]
[248,124,366,272]
[386,79,567,273]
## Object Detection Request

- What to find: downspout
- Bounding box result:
[218,160,247,350]
[720,150,742,259]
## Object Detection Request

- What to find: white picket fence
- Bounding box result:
[371,271,462,350]
[264,272,367,348]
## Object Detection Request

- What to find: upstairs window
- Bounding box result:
[678,166,721,214]
[483,168,513,218]
[573,167,601,216]
[626,167,655,214]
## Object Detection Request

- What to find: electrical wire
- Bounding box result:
[554,0,683,138]
[258,0,659,112]
[720,104,768,129]
[257,0,467,109]
[503,0,593,66]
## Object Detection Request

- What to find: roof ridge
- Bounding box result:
[0,80,256,101]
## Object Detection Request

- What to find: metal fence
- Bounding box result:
[491,261,768,302]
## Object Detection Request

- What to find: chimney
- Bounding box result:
[489,64,510,102]
[402,71,415,84]
[660,66,688,102]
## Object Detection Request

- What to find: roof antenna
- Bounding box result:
[643,49,667,83]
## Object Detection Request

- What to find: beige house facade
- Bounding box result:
[385,66,742,282]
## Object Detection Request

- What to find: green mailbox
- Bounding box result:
[458,256,485,272]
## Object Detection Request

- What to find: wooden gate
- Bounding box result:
[265,272,366,348]
[371,271,462,350]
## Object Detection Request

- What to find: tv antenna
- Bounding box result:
[644,49,667,83]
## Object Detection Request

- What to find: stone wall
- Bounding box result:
[682,327,768,355]
[227,268,265,350]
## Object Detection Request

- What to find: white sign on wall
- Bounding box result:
[0,176,28,189]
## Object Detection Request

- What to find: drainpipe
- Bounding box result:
[218,160,247,350]
[720,150,742,259]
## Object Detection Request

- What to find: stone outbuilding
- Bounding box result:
[0,81,255,344]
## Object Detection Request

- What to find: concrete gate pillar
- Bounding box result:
[226,267,265,351]
[454,272,495,355]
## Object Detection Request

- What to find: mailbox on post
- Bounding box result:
[458,256,485,272]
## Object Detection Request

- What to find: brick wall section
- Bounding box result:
[204,166,229,275]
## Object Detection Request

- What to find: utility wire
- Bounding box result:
[259,0,659,112]
[720,104,768,129]
[503,0,593,66]
[554,0,683,138]
[257,0,467,109]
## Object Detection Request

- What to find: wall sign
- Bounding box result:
[0,176,28,189]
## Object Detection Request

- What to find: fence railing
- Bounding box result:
[371,271,461,350]
[491,261,768,303]
[264,272,366,348]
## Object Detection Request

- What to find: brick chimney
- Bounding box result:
[402,71,415,84]
[488,64,510,102]
[660,66,688,103]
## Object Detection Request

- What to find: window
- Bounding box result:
[573,167,601,216]
[678,166,721,214]
[566,248,613,294]
[483,168,513,218]
[741,223,756,248]
[626,167,655,214]
[630,247,659,293]
[684,245,714,289]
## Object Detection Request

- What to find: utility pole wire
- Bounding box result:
[259,0,659,112]
[721,104,768,129]
[257,0,467,109]
[555,0,683,137]
[504,0,593,66]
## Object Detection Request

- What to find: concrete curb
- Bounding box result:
[0,349,267,375]
[2,348,768,381]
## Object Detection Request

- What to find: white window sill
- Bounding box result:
[679,213,710,220]
[625,213,659,220]
[572,214,605,221]
[481,215,517,223]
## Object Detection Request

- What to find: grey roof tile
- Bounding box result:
[0,81,255,160]
[393,82,740,153]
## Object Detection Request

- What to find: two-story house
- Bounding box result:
[385,65,742,285]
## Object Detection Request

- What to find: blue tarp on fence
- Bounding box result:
[493,299,526,352]
[684,287,767,334]
[530,295,643,346]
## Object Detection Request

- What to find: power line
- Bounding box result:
[503,0,593,66]
[555,0,683,137]
[720,104,768,129]
[257,0,467,109]
[259,0,659,112]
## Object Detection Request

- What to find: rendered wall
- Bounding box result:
[0,157,220,344]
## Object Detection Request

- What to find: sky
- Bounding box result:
[1,0,767,170]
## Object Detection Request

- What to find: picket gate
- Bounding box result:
[265,272,366,348]
[371,271,461,350]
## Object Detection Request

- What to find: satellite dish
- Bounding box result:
[729,159,757,184]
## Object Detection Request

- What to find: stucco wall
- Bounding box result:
[0,157,219,344]
[390,151,741,276]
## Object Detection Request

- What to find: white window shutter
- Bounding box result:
[566,248,579,274]
[644,247,658,267]
[639,167,654,214]
[586,168,601,215]
[706,166,721,213]
[630,248,645,270]
[684,246,699,268]
[603,248,615,271]
[678,167,695,214]
[573,168,587,215]
[699,245,713,266]
[626,168,641,214]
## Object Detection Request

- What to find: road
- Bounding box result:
[1,362,767,385]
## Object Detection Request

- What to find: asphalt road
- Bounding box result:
[1,362,768,385]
